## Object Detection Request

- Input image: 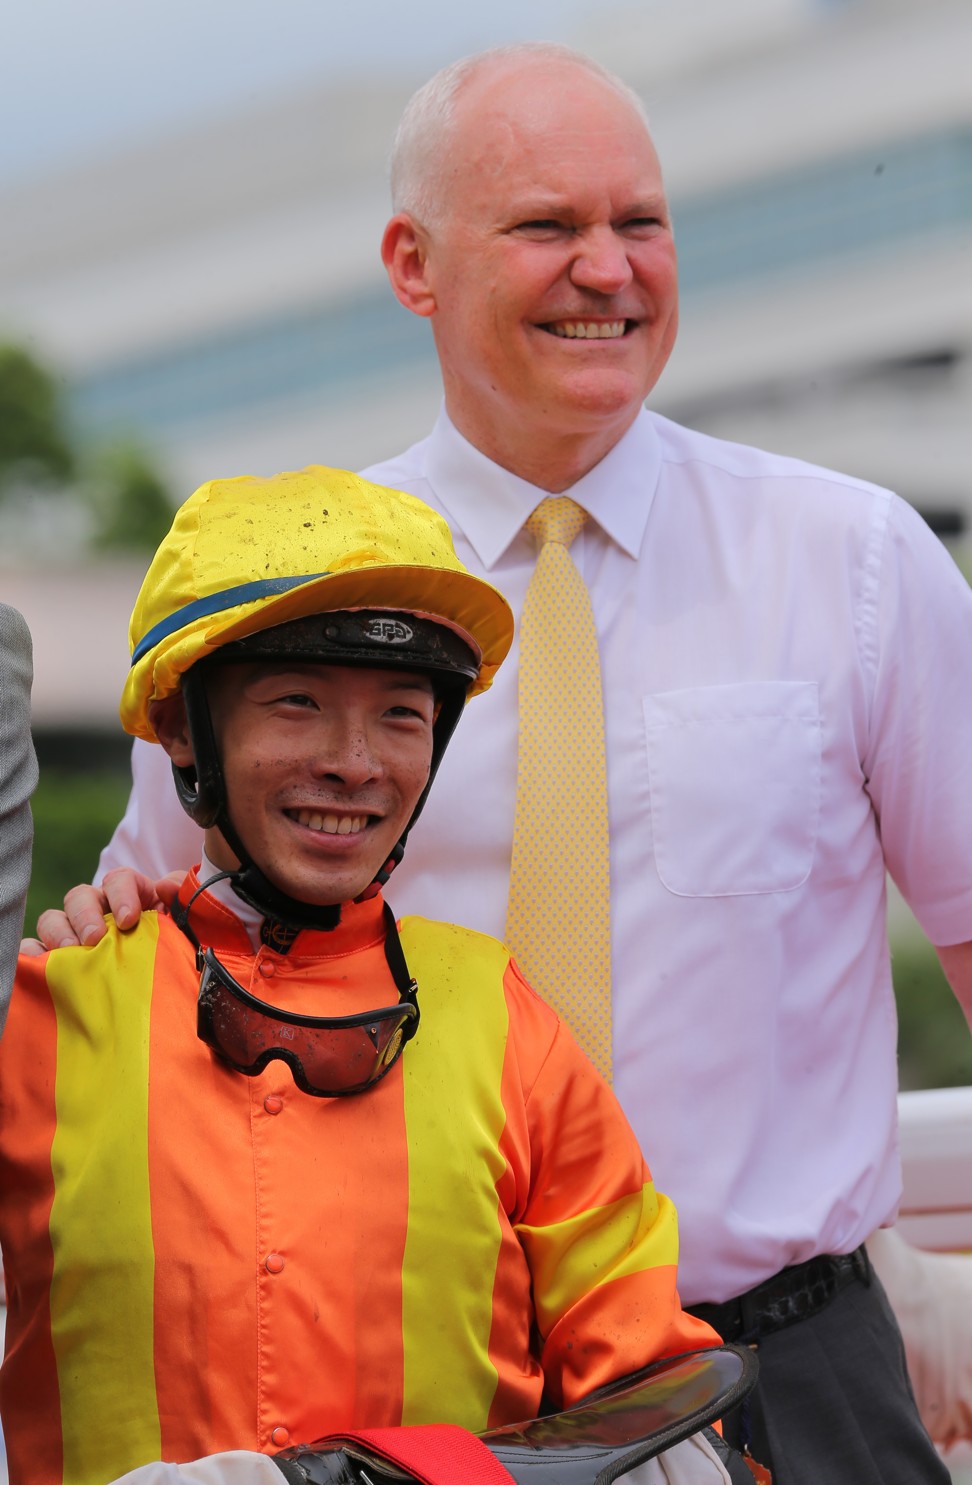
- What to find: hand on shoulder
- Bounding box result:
[21,869,183,955]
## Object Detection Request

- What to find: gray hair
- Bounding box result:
[389,42,651,229]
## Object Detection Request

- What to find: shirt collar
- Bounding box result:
[176,855,388,958]
[424,405,662,569]
[197,847,263,947]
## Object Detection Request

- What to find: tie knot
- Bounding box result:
[526,496,588,552]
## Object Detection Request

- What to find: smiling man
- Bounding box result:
[197,662,434,909]
[0,467,722,1485]
[379,54,679,493]
[38,42,972,1485]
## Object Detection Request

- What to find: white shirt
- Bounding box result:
[102,408,972,1303]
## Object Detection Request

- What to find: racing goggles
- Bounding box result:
[195,902,420,1098]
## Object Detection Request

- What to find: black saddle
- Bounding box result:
[274,1343,759,1485]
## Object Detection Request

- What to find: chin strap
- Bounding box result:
[227,860,342,934]
[171,868,342,960]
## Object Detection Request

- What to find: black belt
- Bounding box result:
[687,1244,871,1344]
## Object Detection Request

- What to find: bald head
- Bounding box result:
[381,44,677,490]
[390,43,654,230]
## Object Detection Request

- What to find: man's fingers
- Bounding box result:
[61,885,113,944]
[155,870,184,910]
[31,871,177,953]
[99,870,165,931]
[34,906,92,951]
[19,935,50,956]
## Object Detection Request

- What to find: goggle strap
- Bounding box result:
[172,868,238,958]
[382,903,418,1005]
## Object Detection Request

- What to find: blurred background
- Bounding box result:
[1,0,971,1089]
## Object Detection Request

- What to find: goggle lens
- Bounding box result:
[197,949,418,1097]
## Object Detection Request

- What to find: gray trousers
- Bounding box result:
[718,1268,949,1484]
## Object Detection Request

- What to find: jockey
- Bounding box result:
[0,467,731,1485]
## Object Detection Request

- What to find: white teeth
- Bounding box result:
[293,810,367,835]
[549,320,626,339]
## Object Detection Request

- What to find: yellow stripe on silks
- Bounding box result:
[47,918,162,1482]
[398,921,511,1426]
[517,1185,678,1339]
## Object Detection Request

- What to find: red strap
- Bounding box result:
[322,1424,516,1484]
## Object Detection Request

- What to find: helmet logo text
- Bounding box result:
[365,618,414,644]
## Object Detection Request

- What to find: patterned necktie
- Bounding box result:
[505,496,613,1081]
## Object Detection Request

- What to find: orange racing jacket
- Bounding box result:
[0,875,715,1484]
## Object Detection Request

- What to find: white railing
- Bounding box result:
[897,1086,972,1252]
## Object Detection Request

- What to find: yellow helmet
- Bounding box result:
[121,466,515,925]
[121,465,513,742]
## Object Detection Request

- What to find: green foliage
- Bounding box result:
[892,934,972,1090]
[24,767,132,939]
[85,442,176,553]
[0,340,172,553]
[0,343,75,492]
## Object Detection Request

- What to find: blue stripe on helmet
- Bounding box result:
[131,573,328,666]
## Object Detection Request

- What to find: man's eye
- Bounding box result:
[512,219,569,239]
[277,693,316,709]
[621,216,665,236]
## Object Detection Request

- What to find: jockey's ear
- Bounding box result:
[150,694,192,767]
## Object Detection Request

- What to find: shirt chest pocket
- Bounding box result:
[643,681,821,897]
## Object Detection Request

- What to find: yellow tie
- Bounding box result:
[505,496,613,1081]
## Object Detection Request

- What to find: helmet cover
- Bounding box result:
[122,465,513,740]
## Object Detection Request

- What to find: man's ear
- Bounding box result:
[381,213,436,318]
[149,693,194,767]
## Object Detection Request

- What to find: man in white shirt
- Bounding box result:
[34,43,972,1484]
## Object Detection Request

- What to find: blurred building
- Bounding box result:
[1,0,970,732]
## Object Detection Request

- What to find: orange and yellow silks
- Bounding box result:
[0,881,714,1485]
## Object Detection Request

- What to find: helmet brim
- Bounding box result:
[124,561,513,742]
